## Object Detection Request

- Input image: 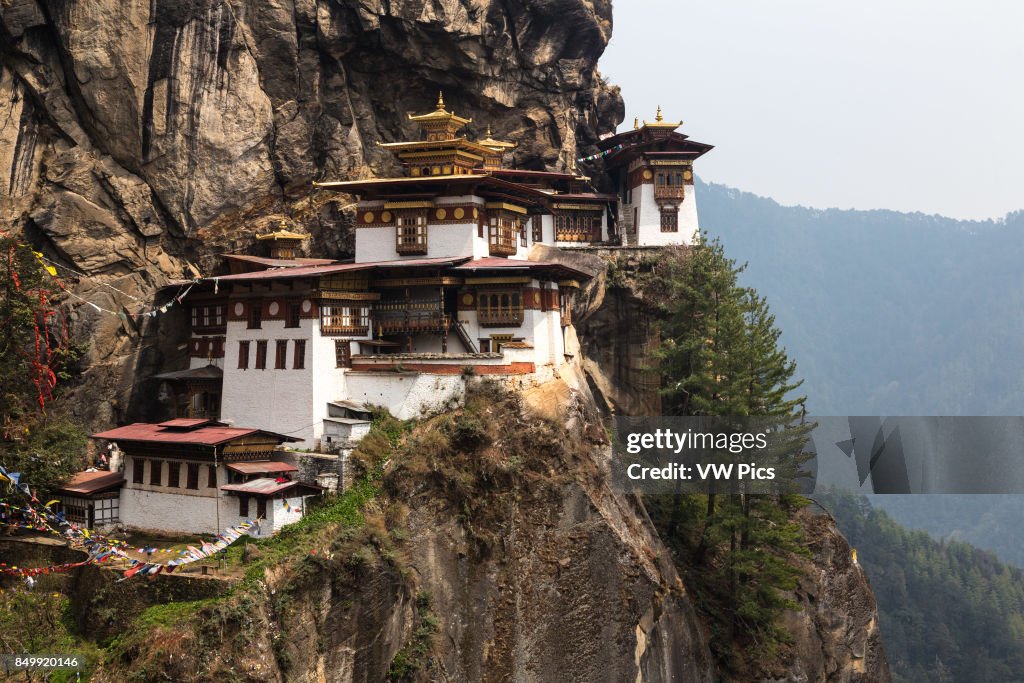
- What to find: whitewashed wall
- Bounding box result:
[633,184,699,247]
[356,223,482,263]
[344,373,466,419]
[220,315,348,448]
[221,318,315,444]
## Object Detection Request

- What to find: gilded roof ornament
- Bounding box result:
[642,105,683,129]
[257,222,308,241]
[407,91,473,126]
[478,125,518,151]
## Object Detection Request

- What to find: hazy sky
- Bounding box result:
[601,0,1024,220]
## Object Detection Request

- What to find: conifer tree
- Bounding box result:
[646,235,813,667]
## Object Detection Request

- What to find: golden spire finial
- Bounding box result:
[487,125,493,137]
[634,116,639,129]
[437,91,446,110]
[656,106,664,123]
[279,219,288,230]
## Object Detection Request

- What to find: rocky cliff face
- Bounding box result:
[772,508,890,683]
[1,0,623,424]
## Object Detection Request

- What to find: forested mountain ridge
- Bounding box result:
[822,492,1024,682]
[700,179,1024,416]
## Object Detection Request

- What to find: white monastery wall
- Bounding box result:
[344,372,465,419]
[310,323,348,446]
[271,496,306,532]
[221,317,318,446]
[355,223,480,263]
[634,184,699,247]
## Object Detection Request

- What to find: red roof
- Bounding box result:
[209,256,470,283]
[551,193,618,201]
[488,168,578,180]
[223,254,337,268]
[158,418,218,428]
[57,470,124,496]
[452,258,591,279]
[91,423,300,446]
[226,461,298,475]
[221,478,321,497]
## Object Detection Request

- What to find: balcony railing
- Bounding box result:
[654,186,686,201]
[322,323,370,337]
[374,299,449,334]
[376,312,450,335]
[478,308,524,327]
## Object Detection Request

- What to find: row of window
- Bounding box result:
[190,337,225,358]
[57,495,119,526]
[389,210,609,253]
[322,305,372,336]
[132,458,216,489]
[237,339,307,370]
[554,213,602,242]
[131,458,273,519]
[656,172,687,187]
[192,305,226,329]
[248,302,303,330]
[478,290,524,326]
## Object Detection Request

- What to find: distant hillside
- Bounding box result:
[862,494,1024,568]
[699,179,1024,416]
[700,180,1024,567]
[821,492,1024,683]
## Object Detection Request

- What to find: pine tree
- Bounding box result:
[645,235,813,670]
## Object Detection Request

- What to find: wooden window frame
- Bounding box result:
[477,288,524,326]
[285,302,301,328]
[321,304,371,336]
[660,207,679,233]
[396,211,428,255]
[132,458,145,485]
[247,302,262,329]
[237,341,250,369]
[335,340,352,368]
[207,464,217,489]
[256,498,267,519]
[275,340,288,369]
[294,339,306,369]
[555,211,602,243]
[488,212,519,256]
[149,460,162,486]
[255,340,268,369]
[167,461,181,488]
[186,463,200,490]
[239,496,249,517]
[531,215,543,243]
